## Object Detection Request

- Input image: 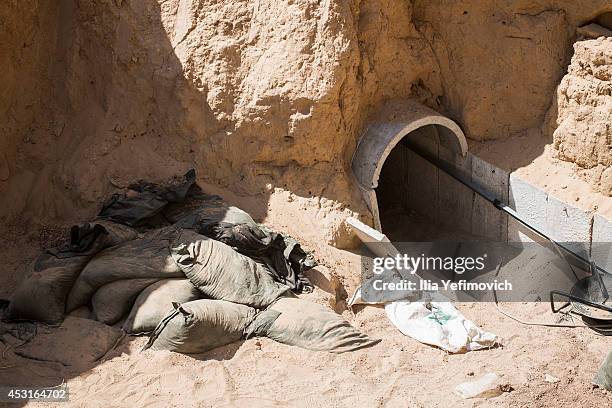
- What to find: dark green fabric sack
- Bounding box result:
[246,296,380,353]
[66,229,183,312]
[7,221,137,324]
[98,169,196,227]
[123,279,202,334]
[171,229,289,309]
[144,299,255,354]
[594,349,612,391]
[200,223,315,293]
[163,189,256,230]
[91,278,160,325]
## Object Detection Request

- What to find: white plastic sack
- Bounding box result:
[385,297,499,353]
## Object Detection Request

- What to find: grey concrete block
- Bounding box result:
[592,213,612,242]
[545,194,592,260]
[439,143,471,182]
[437,143,473,233]
[472,196,508,241]
[507,217,550,245]
[592,213,612,274]
[508,173,595,264]
[438,170,474,233]
[508,173,548,237]
[545,195,592,242]
[405,147,439,222]
[377,142,409,214]
[471,156,508,241]
[471,155,508,198]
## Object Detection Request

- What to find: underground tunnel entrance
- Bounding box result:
[351,100,493,242]
[374,125,480,242]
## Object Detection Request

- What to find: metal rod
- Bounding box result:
[405,142,609,276]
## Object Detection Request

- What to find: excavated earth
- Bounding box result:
[1,0,611,406]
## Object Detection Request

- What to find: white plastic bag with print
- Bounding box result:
[385,294,499,353]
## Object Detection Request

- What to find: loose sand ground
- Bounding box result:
[0,222,610,408]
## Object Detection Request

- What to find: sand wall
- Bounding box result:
[1,0,610,231]
[552,37,612,196]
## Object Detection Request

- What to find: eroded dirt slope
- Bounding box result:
[1,0,610,233]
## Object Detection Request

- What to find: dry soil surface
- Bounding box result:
[0,223,610,408]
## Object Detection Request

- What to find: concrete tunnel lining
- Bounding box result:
[351,100,468,232]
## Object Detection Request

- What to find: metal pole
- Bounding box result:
[405,142,609,277]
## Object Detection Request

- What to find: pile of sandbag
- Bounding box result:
[3,170,379,355]
[145,230,378,354]
[245,296,381,353]
[6,220,138,324]
[123,279,201,334]
[144,295,380,355]
[170,229,290,309]
[145,300,256,353]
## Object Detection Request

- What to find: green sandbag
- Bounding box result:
[594,349,612,391]
[163,190,256,229]
[66,229,183,312]
[144,299,255,354]
[174,204,255,228]
[91,278,160,325]
[7,221,137,324]
[123,279,202,334]
[171,229,289,309]
[219,206,255,224]
[246,296,381,353]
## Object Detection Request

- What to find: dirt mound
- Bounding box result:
[553,37,612,196]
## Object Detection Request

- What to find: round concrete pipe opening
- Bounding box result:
[351,100,467,232]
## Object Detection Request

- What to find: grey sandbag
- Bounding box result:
[123,279,202,334]
[593,349,612,391]
[144,299,255,354]
[171,229,289,308]
[66,228,183,312]
[91,278,160,325]
[163,190,256,229]
[175,205,256,229]
[98,169,196,227]
[7,221,137,324]
[201,222,315,293]
[246,296,381,353]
